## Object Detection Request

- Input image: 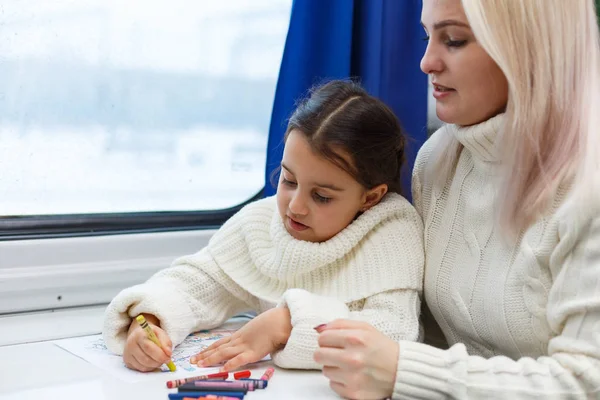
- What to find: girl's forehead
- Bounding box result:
[283,133,356,184]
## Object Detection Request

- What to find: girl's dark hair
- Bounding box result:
[284,79,406,194]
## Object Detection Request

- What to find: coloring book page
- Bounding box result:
[53,316,266,383]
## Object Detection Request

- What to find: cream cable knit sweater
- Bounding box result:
[103,193,424,369]
[394,114,600,399]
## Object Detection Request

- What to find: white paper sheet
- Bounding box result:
[53,318,255,383]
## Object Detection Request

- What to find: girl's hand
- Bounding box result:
[314,319,398,400]
[123,313,173,372]
[190,307,292,371]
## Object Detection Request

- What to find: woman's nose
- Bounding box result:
[420,42,443,75]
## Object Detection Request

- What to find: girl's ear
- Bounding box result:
[360,184,388,211]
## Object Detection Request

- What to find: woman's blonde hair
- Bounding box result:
[433,0,600,235]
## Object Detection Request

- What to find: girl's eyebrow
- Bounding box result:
[315,182,344,191]
[281,162,344,191]
[281,162,293,173]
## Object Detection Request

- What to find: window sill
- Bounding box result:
[0,305,107,347]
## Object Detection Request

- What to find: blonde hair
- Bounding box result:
[433,0,600,235]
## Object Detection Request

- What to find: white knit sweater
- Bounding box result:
[394,114,600,399]
[103,193,424,369]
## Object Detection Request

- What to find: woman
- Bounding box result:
[314,0,600,398]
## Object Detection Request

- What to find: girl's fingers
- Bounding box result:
[222,351,254,372]
[191,337,234,364]
[154,328,173,356]
[133,342,157,366]
[192,349,212,364]
[139,338,170,364]
[125,358,145,372]
[131,352,157,372]
[191,346,219,364]
[199,345,243,367]
[202,336,233,354]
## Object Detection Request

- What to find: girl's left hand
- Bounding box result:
[190,307,292,371]
[314,319,399,400]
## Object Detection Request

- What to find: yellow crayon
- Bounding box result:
[136,314,176,372]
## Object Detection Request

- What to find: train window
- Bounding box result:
[0,0,292,216]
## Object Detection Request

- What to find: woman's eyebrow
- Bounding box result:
[421,19,470,31]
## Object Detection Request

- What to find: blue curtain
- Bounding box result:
[264,0,428,200]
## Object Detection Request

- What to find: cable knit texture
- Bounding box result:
[103,193,424,369]
[394,114,600,399]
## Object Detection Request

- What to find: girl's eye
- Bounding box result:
[313,193,331,204]
[282,178,297,187]
[422,35,430,42]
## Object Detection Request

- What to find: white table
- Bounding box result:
[0,309,339,399]
[0,341,339,399]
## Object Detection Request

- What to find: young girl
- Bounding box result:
[103,80,424,372]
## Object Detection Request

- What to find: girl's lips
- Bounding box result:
[288,216,309,231]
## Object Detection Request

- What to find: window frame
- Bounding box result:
[0,189,264,241]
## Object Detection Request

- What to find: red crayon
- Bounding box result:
[166,371,229,388]
[260,367,275,381]
[233,370,251,380]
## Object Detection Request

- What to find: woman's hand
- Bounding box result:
[123,313,173,372]
[190,307,293,371]
[314,319,399,400]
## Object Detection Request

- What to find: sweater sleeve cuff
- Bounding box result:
[277,288,350,327]
[271,288,349,369]
[102,282,195,355]
[393,340,467,399]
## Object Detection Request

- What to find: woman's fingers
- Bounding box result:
[317,319,375,332]
[318,328,368,349]
[322,366,345,382]
[328,381,350,399]
[313,347,347,368]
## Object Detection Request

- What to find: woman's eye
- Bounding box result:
[446,39,467,47]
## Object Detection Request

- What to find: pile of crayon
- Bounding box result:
[166,367,275,400]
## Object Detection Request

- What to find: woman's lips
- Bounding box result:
[432,83,455,100]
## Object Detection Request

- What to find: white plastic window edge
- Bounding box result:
[0,229,216,346]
